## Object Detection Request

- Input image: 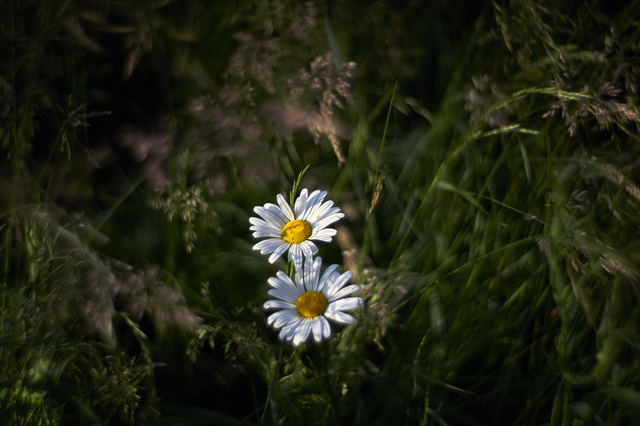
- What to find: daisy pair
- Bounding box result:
[250,188,362,346]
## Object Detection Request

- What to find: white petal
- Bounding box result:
[312,316,331,342]
[253,238,284,255]
[304,256,322,292]
[299,190,327,220]
[292,320,312,346]
[321,316,332,338]
[311,318,322,341]
[327,285,361,302]
[300,241,316,261]
[316,264,339,294]
[267,272,292,289]
[268,286,302,304]
[250,225,282,239]
[269,271,303,299]
[294,188,309,218]
[248,216,270,228]
[263,299,296,310]
[267,242,290,263]
[304,198,333,222]
[311,213,344,231]
[324,309,355,325]
[326,206,343,217]
[276,194,295,222]
[250,223,281,239]
[324,271,354,297]
[267,309,298,329]
[300,241,314,259]
[289,244,304,271]
[306,189,327,208]
[293,265,305,288]
[253,206,287,229]
[310,228,337,242]
[279,317,304,341]
[328,297,363,311]
[263,203,291,224]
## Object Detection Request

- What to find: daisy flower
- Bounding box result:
[249,188,344,269]
[263,256,363,346]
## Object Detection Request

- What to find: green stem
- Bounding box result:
[262,343,283,424]
[321,341,338,417]
[287,260,295,282]
[372,81,398,197]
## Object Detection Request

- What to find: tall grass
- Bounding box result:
[1,0,640,424]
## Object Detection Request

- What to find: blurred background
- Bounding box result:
[2,0,640,424]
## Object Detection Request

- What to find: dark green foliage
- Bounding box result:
[1,0,640,424]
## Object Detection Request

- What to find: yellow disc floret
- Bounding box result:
[296,291,328,318]
[281,219,312,244]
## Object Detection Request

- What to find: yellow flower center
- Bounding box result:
[281,219,312,244]
[296,291,328,318]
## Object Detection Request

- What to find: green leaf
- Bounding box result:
[417,372,476,395]
[436,181,488,215]
[603,387,640,424]
[289,165,310,209]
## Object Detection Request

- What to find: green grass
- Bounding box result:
[1,0,640,424]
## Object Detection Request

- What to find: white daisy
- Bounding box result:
[249,188,344,269]
[263,256,363,346]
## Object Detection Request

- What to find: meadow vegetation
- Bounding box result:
[1,0,640,424]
